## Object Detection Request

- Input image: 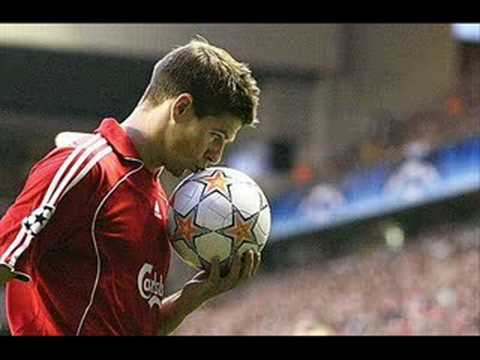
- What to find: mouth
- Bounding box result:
[183,166,204,176]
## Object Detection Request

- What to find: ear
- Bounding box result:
[171,93,194,123]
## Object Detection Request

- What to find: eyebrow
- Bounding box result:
[212,129,236,143]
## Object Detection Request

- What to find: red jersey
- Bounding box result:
[0,118,171,335]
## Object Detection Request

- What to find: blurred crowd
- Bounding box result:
[173,221,479,335]
[329,90,480,179]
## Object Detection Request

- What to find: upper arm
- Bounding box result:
[0,136,110,282]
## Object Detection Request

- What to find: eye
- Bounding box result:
[210,132,224,143]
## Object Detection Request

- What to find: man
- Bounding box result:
[0,37,261,335]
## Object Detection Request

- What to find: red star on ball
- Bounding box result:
[174,211,204,243]
[219,210,258,250]
[195,170,233,200]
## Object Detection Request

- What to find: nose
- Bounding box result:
[206,152,221,166]
[205,144,225,166]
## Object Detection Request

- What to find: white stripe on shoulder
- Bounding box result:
[0,227,26,264]
[60,146,112,201]
[46,138,107,207]
[43,134,101,206]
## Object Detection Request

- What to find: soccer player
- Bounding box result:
[0,37,261,336]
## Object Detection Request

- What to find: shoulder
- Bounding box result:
[26,135,116,196]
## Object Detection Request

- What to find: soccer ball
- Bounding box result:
[168,167,271,272]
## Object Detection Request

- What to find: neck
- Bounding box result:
[120,104,168,173]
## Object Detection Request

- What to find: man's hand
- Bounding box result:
[183,250,261,307]
[156,250,261,335]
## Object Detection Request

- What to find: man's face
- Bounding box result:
[167,113,243,177]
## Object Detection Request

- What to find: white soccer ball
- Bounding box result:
[168,167,271,271]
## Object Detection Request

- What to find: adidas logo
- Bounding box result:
[154,201,163,220]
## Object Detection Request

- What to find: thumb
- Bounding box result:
[208,257,221,283]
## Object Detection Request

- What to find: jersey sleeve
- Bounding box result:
[0,134,111,282]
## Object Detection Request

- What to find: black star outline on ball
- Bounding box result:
[193,169,234,202]
[216,206,260,252]
[258,190,269,210]
[256,204,270,251]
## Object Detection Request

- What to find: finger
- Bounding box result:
[252,251,261,277]
[228,251,243,282]
[240,250,254,280]
[248,250,257,277]
[208,257,221,283]
[224,251,243,290]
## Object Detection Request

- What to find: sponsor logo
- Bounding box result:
[137,263,164,309]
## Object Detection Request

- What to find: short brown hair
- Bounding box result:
[140,36,260,126]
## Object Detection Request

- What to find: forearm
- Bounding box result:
[156,289,205,336]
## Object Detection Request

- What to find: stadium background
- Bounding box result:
[0,24,478,335]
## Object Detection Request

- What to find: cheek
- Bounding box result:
[193,130,211,150]
[177,133,208,159]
